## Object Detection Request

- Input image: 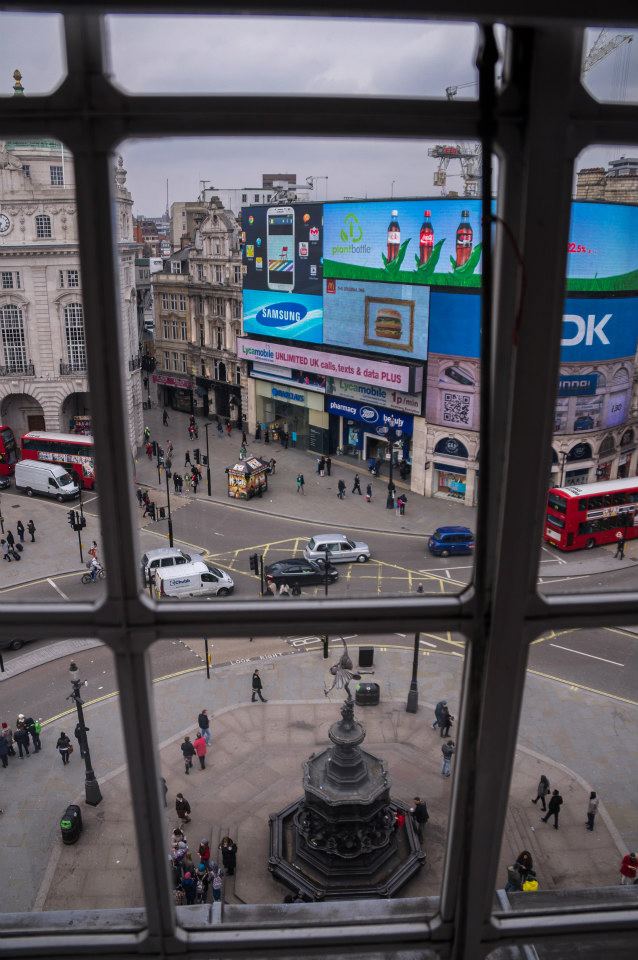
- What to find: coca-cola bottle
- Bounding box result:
[455,209,473,267]
[387,209,400,262]
[419,210,434,264]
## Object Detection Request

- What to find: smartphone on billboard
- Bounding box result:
[267,206,295,291]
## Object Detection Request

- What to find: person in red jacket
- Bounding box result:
[620,851,637,884]
[193,733,207,771]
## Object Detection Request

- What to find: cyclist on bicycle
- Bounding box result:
[89,556,103,583]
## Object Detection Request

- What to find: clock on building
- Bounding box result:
[0,213,11,234]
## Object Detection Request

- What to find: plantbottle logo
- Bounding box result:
[340,214,363,243]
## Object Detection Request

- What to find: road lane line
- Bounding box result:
[47,578,69,600]
[549,642,624,667]
[526,668,638,706]
[445,569,451,579]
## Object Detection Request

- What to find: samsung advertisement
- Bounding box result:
[242,202,323,343]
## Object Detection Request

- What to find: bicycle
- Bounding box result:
[81,565,105,584]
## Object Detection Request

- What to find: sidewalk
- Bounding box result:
[0,643,629,914]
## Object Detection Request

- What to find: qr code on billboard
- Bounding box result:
[443,392,471,425]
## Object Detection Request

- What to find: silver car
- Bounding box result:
[140,546,205,585]
[304,533,371,564]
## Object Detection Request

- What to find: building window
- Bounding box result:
[178,294,186,311]
[161,293,168,310]
[1,271,20,290]
[170,260,181,274]
[180,355,187,373]
[35,214,52,238]
[181,321,187,341]
[254,193,260,202]
[0,303,28,372]
[162,320,169,339]
[171,318,178,340]
[169,293,177,311]
[215,327,224,350]
[235,364,242,386]
[197,264,204,282]
[199,323,204,347]
[241,193,247,203]
[22,164,30,178]
[201,360,206,377]
[64,303,87,372]
[59,269,80,289]
[164,351,170,370]
[234,265,241,284]
[50,164,64,186]
[214,265,223,284]
[232,300,241,319]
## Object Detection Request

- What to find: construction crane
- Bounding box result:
[430,30,634,197]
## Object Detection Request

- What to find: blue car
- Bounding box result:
[428,526,475,557]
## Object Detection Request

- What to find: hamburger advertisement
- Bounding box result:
[323,277,429,361]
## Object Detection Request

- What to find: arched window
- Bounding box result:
[434,436,469,459]
[598,434,615,458]
[0,303,28,373]
[64,302,87,372]
[35,214,52,238]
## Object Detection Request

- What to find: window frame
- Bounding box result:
[0,9,637,960]
[35,213,52,238]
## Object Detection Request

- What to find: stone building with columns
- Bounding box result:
[0,137,142,449]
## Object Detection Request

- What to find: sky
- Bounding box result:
[1,13,637,215]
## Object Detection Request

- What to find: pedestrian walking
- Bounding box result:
[365,483,372,502]
[615,530,626,559]
[0,733,9,768]
[6,530,14,550]
[184,449,191,467]
[136,488,144,507]
[183,473,192,493]
[175,792,191,824]
[241,431,247,445]
[25,716,41,752]
[1,722,15,756]
[161,776,168,808]
[210,862,224,901]
[198,709,211,745]
[56,731,71,765]
[14,724,30,758]
[326,456,332,476]
[397,494,407,515]
[619,851,637,884]
[410,797,429,841]
[531,774,550,812]
[143,426,151,444]
[192,472,199,494]
[251,669,267,703]
[317,456,325,477]
[16,520,25,543]
[219,836,237,876]
[269,457,276,474]
[167,440,174,458]
[586,791,599,831]
[27,519,36,542]
[541,789,563,829]
[337,479,346,499]
[226,420,232,437]
[146,442,153,460]
[439,704,454,737]
[193,733,207,770]
[283,431,289,449]
[181,735,195,774]
[239,444,247,461]
[296,473,305,495]
[432,700,447,730]
[173,471,179,494]
[264,428,269,444]
[181,871,197,905]
[163,408,169,426]
[291,430,297,447]
[177,474,184,494]
[198,839,211,865]
[1,540,10,562]
[352,473,362,495]
[441,740,455,778]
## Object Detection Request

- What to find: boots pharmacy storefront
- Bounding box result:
[325,396,414,465]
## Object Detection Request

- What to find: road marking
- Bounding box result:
[420,638,437,649]
[549,642,624,667]
[82,495,99,505]
[394,633,406,638]
[445,569,451,579]
[46,578,69,600]
[527,668,638,706]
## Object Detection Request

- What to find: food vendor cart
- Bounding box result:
[226,457,270,500]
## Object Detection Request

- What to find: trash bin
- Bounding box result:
[355,682,380,706]
[358,646,374,668]
[60,804,83,845]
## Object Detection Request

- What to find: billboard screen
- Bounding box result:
[323,277,429,360]
[425,291,481,430]
[242,202,323,343]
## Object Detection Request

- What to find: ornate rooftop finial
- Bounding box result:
[13,69,24,96]
[114,154,127,188]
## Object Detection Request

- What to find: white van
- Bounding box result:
[153,560,234,599]
[14,459,80,501]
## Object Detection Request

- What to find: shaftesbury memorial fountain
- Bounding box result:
[269,640,426,899]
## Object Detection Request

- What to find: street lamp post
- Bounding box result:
[378,417,403,509]
[67,661,102,806]
[406,631,420,713]
[164,468,174,547]
[204,421,212,496]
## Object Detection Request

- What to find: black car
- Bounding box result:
[0,475,11,490]
[265,558,339,589]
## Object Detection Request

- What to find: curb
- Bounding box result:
[0,638,103,681]
[0,565,84,594]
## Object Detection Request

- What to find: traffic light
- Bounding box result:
[249,553,259,574]
[323,636,330,659]
[79,513,86,529]
[67,510,76,527]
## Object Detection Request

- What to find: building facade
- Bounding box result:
[0,141,143,449]
[575,157,638,204]
[150,198,244,420]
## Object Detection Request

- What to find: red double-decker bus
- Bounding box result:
[544,477,638,551]
[0,425,18,476]
[20,431,95,490]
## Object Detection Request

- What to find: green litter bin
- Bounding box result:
[60,804,83,844]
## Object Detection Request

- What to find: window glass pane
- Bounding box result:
[540,142,638,596]
[106,16,479,98]
[493,624,638,912]
[580,27,638,105]
[0,13,66,96]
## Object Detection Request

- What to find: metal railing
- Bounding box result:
[59,360,87,375]
[0,361,35,377]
